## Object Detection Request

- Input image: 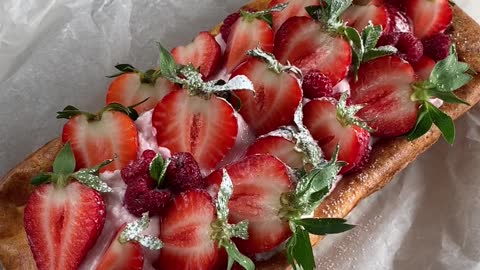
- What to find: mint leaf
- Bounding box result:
[31,173,51,186]
[407,104,433,141]
[224,240,254,270]
[428,102,455,144]
[294,218,355,235]
[286,224,315,270]
[53,143,76,175]
[150,155,168,187]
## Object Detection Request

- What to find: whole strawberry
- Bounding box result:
[24,143,113,270]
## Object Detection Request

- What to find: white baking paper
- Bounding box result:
[0,0,479,269]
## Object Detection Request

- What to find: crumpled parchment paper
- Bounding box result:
[1,0,479,269]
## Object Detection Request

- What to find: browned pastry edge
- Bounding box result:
[1,2,480,269]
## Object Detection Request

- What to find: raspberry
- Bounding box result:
[220,12,241,41]
[124,185,172,217]
[422,33,452,61]
[165,152,204,193]
[302,70,334,99]
[378,32,423,63]
[121,150,157,185]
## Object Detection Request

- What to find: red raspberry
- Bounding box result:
[121,150,157,185]
[422,33,452,61]
[124,174,172,217]
[165,152,204,193]
[302,70,334,99]
[220,12,240,41]
[378,32,423,63]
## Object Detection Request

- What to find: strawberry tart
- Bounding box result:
[1,0,480,269]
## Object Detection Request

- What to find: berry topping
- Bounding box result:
[230,50,302,136]
[341,3,390,33]
[269,0,320,32]
[385,5,411,33]
[121,150,157,185]
[124,176,172,217]
[422,33,452,61]
[302,70,334,99]
[220,12,241,41]
[350,56,417,137]
[406,0,452,39]
[378,32,423,63]
[171,31,221,78]
[165,152,204,193]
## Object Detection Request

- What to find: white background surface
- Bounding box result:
[0,1,479,269]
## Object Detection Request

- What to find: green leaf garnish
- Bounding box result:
[211,170,254,270]
[30,143,113,192]
[286,224,315,270]
[247,48,303,79]
[305,0,352,31]
[31,173,51,186]
[150,154,169,188]
[346,23,397,77]
[240,3,288,26]
[52,142,76,175]
[294,218,355,235]
[106,64,139,78]
[408,45,472,144]
[119,213,163,250]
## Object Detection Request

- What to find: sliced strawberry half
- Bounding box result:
[24,182,106,270]
[155,190,223,270]
[412,55,436,81]
[106,73,175,114]
[206,154,293,255]
[224,14,274,73]
[152,89,238,173]
[406,0,453,39]
[273,16,351,84]
[350,56,418,137]
[96,224,143,270]
[246,135,304,169]
[230,58,302,136]
[171,31,221,78]
[61,110,138,172]
[341,3,390,32]
[303,98,371,174]
[269,0,320,32]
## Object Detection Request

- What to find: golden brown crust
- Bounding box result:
[1,3,480,270]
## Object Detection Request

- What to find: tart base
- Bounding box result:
[1,2,480,270]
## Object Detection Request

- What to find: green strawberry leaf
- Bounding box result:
[157,43,181,82]
[426,90,470,105]
[241,3,287,26]
[53,143,76,175]
[286,224,315,270]
[224,240,254,270]
[106,64,138,78]
[428,46,472,92]
[294,218,355,235]
[150,155,169,188]
[428,102,455,144]
[31,173,51,186]
[407,104,433,141]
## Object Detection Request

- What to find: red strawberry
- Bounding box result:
[171,32,221,78]
[246,136,304,169]
[302,70,334,99]
[61,110,139,172]
[341,3,390,32]
[303,98,371,174]
[349,56,418,137]
[220,12,241,42]
[406,0,453,39]
[412,56,436,81]
[385,5,411,33]
[224,14,274,73]
[24,182,106,270]
[106,70,175,114]
[269,0,320,32]
[206,155,293,255]
[96,224,143,270]
[155,190,223,270]
[152,89,238,173]
[273,16,351,84]
[230,58,302,135]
